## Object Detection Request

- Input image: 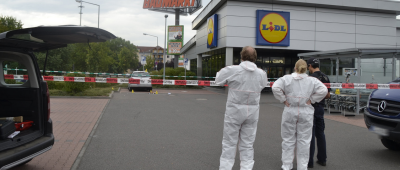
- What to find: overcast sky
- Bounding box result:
[0,0,211,47]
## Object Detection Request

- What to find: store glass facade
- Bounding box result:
[193,48,314,80]
[202,48,226,79]
[234,48,307,79]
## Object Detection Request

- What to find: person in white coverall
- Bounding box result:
[272,59,328,170]
[215,46,268,170]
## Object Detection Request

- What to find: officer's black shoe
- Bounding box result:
[308,164,314,168]
[317,160,326,166]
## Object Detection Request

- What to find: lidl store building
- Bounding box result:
[181,0,400,83]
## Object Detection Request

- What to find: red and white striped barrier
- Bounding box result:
[4,75,400,89]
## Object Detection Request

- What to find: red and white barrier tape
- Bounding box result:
[4,75,400,89]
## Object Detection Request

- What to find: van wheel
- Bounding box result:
[18,159,33,166]
[381,138,400,151]
[128,87,131,91]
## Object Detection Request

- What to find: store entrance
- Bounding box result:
[233,48,313,80]
[263,66,293,78]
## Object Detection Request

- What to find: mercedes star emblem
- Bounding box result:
[386,93,389,96]
[378,101,387,112]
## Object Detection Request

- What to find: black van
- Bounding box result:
[0,26,116,169]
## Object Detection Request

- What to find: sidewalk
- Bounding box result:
[11,98,109,170]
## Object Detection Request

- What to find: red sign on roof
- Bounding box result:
[143,0,196,8]
[143,0,202,15]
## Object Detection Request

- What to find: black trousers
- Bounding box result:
[309,104,327,165]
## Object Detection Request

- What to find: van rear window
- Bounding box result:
[2,60,28,85]
[393,77,400,83]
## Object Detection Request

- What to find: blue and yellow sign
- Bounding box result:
[207,14,218,48]
[256,10,290,46]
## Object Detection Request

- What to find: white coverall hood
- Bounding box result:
[272,72,328,170]
[239,61,256,72]
[215,61,268,170]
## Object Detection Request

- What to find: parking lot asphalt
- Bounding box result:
[76,89,400,170]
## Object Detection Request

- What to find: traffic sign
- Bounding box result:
[184,58,188,65]
[141,56,146,65]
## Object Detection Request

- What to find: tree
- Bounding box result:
[144,55,155,72]
[35,52,63,72]
[85,42,113,73]
[118,47,138,73]
[0,16,23,33]
[34,45,74,72]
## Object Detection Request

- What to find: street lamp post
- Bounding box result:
[164,15,168,80]
[143,33,159,71]
[76,0,100,28]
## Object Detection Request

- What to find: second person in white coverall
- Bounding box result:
[215,46,268,170]
[272,59,328,170]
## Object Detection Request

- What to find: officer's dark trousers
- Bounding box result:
[309,104,327,165]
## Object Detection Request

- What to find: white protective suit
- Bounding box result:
[272,73,328,170]
[215,61,268,170]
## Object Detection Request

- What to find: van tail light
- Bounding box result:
[46,82,50,120]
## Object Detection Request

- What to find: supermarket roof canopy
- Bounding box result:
[298,48,400,60]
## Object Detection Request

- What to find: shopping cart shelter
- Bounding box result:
[299,48,400,115]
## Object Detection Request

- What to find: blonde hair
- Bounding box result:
[295,59,307,74]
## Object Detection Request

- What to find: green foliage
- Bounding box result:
[0,15,23,33]
[149,70,162,79]
[178,72,196,80]
[46,81,65,90]
[92,83,114,88]
[5,79,16,84]
[119,47,138,72]
[144,55,155,72]
[63,73,89,94]
[34,45,74,71]
[32,37,139,75]
[164,67,176,79]
[151,67,195,80]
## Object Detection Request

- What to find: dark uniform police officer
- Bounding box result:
[307,58,331,168]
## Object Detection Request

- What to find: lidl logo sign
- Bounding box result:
[207,14,218,48]
[256,10,290,46]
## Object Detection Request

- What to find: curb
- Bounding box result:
[50,96,111,99]
[108,91,114,98]
[70,97,112,170]
[50,87,120,99]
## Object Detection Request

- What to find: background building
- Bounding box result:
[181,0,400,83]
[136,46,174,64]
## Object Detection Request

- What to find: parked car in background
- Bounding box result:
[0,26,116,169]
[128,71,152,92]
[364,77,400,151]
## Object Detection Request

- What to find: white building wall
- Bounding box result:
[185,1,400,83]
[194,2,228,56]
[220,1,398,51]
[184,44,198,60]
